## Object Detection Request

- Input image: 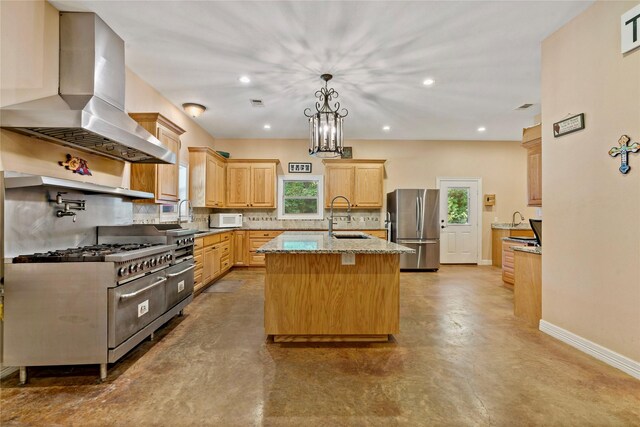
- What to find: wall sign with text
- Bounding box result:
[553,113,585,138]
[622,4,640,54]
[288,162,312,173]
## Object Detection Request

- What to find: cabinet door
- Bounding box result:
[233,230,247,266]
[156,126,180,202]
[212,245,222,277]
[354,164,383,207]
[250,164,276,207]
[203,246,214,284]
[527,144,542,206]
[226,164,251,207]
[216,160,226,207]
[325,165,354,207]
[206,156,218,207]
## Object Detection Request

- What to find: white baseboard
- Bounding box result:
[478,259,492,266]
[1,366,18,379]
[539,320,640,380]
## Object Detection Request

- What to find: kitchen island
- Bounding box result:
[257,231,413,342]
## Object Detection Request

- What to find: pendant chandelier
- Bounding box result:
[304,74,348,158]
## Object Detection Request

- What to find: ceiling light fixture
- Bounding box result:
[382,125,391,131]
[263,124,271,130]
[423,78,435,86]
[304,74,348,158]
[239,75,251,84]
[477,126,486,132]
[182,103,206,118]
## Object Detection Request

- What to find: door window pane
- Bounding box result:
[447,187,469,224]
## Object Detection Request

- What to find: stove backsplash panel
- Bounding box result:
[4,187,133,258]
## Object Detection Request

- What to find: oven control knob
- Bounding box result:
[144,260,150,268]
[138,262,145,270]
[176,239,181,245]
[129,264,137,273]
[167,254,173,261]
[158,257,164,264]
[189,237,194,243]
[151,258,157,267]
[118,267,128,276]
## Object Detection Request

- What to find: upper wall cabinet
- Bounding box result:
[522,124,542,207]
[226,160,279,208]
[129,113,185,204]
[188,147,226,208]
[323,159,385,208]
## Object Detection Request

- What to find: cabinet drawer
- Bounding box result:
[221,258,231,271]
[249,238,272,251]
[249,252,265,266]
[249,230,282,238]
[204,234,221,246]
[220,232,231,242]
[194,238,204,250]
[220,241,231,256]
[194,253,203,266]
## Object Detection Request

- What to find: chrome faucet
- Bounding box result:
[511,211,524,227]
[328,195,352,237]
[177,199,193,223]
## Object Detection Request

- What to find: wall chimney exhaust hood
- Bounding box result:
[0,12,176,165]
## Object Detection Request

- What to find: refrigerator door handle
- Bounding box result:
[397,240,438,244]
[418,196,425,236]
[415,196,420,234]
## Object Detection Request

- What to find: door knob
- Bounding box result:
[441,225,445,229]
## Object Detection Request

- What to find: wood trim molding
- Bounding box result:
[128,112,186,135]
[322,159,386,164]
[187,146,227,162]
[539,320,640,380]
[226,159,280,164]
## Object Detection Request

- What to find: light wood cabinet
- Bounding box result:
[502,240,530,285]
[514,251,542,327]
[226,160,279,208]
[492,228,535,267]
[194,237,204,291]
[129,113,185,204]
[248,230,282,266]
[233,230,248,266]
[323,160,385,208]
[188,147,226,208]
[522,124,542,207]
[194,231,233,293]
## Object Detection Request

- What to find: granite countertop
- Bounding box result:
[256,231,414,254]
[513,246,542,255]
[492,223,532,230]
[193,229,234,238]
[502,237,537,244]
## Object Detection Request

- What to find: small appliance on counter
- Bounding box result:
[209,213,243,228]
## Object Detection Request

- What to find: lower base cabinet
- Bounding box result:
[194,231,233,293]
[502,240,528,285]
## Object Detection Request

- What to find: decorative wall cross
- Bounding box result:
[609,135,639,174]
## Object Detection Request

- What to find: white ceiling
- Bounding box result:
[50,0,592,141]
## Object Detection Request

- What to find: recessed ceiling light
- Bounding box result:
[477,126,486,132]
[263,124,271,130]
[423,78,435,86]
[382,125,391,131]
[239,75,251,84]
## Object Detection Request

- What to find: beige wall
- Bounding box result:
[541,1,640,360]
[0,1,216,186]
[215,138,537,261]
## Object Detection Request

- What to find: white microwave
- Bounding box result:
[209,213,243,228]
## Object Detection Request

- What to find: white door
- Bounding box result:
[438,179,479,264]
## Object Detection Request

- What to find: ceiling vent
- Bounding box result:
[516,103,534,110]
[250,99,264,107]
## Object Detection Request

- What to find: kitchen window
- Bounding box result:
[277,175,324,220]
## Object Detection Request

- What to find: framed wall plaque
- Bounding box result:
[553,113,585,138]
[288,162,312,173]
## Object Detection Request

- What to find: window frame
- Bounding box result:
[277,174,324,220]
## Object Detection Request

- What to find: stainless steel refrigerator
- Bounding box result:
[387,189,440,270]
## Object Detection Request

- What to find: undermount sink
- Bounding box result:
[332,233,371,240]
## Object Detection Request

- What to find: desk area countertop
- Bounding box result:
[513,246,542,255]
[256,231,414,254]
[492,223,532,230]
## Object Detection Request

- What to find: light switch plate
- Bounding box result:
[341,253,355,265]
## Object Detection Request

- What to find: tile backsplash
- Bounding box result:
[134,205,383,230]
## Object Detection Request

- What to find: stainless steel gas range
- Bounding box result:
[3,225,197,384]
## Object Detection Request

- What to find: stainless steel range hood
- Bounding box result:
[0,12,176,164]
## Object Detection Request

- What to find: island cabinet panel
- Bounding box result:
[188,147,226,208]
[129,113,185,204]
[264,253,399,338]
[323,159,386,208]
[514,251,542,327]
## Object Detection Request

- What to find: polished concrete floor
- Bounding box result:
[2,266,639,426]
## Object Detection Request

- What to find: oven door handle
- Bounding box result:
[166,264,195,277]
[120,277,167,300]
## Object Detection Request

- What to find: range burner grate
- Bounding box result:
[14,243,163,263]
